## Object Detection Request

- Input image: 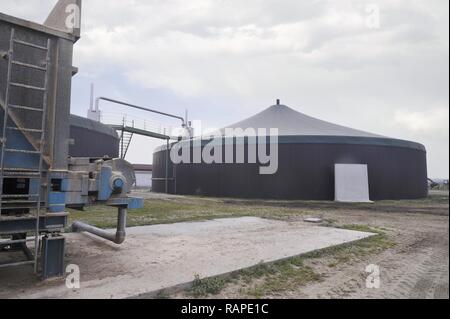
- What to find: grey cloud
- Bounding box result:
[0,0,448,177]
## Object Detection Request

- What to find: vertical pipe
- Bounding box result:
[0,29,14,217]
[115,207,127,244]
[90,83,95,111]
[120,129,125,159]
[173,161,177,194]
[120,116,125,159]
[34,38,51,274]
[165,138,169,194]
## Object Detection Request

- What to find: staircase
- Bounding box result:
[120,130,134,159]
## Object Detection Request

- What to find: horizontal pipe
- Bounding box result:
[0,260,34,269]
[95,97,185,126]
[72,208,127,244]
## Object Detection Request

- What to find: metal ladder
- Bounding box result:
[120,130,134,159]
[0,28,51,273]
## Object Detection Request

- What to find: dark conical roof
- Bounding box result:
[223,104,383,138]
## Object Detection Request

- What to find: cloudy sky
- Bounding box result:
[1,0,448,178]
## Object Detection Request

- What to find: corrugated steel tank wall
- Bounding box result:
[152,141,428,200]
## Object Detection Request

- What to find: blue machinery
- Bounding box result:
[0,0,143,278]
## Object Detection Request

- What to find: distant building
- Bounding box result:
[133,164,153,189]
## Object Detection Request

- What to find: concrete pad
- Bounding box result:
[0,217,373,299]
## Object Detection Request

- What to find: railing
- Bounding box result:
[100,111,178,137]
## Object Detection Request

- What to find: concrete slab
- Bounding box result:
[0,217,373,299]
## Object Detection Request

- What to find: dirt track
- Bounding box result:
[297,209,448,299]
[214,193,449,299]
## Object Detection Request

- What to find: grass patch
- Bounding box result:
[186,259,321,298]
[340,224,384,234]
[221,192,449,215]
[188,274,231,298]
[155,289,171,299]
[300,225,395,262]
[241,257,321,298]
[373,192,449,206]
[67,191,448,231]
[67,197,307,231]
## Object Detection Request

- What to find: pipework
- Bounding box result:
[72,207,127,244]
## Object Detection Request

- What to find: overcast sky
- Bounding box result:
[1,0,448,178]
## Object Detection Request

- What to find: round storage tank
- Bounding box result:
[152,104,428,200]
[69,115,119,158]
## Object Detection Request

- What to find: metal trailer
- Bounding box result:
[0,0,143,279]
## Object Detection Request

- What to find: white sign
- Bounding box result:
[335,164,371,203]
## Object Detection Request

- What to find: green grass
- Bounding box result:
[303,225,395,260]
[67,191,448,231]
[186,258,321,298]
[188,274,231,298]
[206,192,449,218]
[155,290,171,299]
[371,193,449,206]
[67,197,308,231]
[339,224,385,234]
[241,257,321,298]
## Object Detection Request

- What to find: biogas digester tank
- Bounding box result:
[152,103,427,200]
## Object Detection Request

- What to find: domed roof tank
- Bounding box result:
[152,103,428,200]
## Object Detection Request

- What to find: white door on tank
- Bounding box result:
[335,164,372,203]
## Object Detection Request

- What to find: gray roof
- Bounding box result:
[154,104,426,153]
[222,104,383,138]
[70,115,119,139]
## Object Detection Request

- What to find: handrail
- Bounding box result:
[95,97,186,126]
